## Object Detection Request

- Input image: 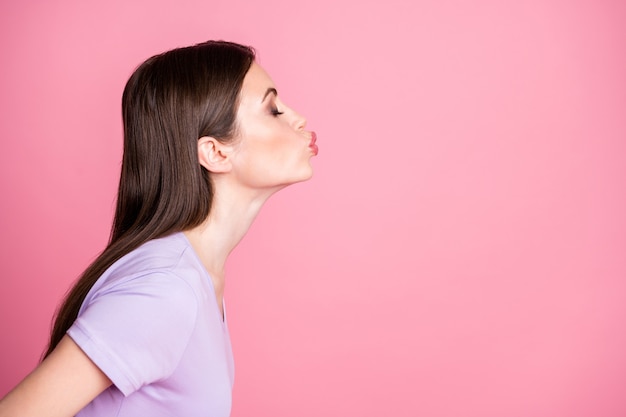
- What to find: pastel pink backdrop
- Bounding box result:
[1,0,625,415]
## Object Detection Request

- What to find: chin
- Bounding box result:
[296,166,314,183]
[276,169,314,189]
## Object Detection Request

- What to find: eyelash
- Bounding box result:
[271,108,284,116]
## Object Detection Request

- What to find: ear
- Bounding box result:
[197,136,233,173]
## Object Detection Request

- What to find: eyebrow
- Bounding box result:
[262,87,278,102]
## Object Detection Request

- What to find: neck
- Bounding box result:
[184,179,280,309]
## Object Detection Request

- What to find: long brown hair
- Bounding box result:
[44,40,255,358]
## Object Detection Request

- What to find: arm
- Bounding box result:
[0,335,111,417]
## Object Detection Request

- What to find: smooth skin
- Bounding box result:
[0,62,314,416]
[0,336,111,417]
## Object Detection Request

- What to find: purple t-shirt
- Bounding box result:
[67,232,234,417]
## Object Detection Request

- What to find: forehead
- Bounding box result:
[240,62,276,99]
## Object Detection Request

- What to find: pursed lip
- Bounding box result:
[309,131,318,156]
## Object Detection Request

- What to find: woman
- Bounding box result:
[0,40,317,416]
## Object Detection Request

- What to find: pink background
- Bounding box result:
[1,0,625,415]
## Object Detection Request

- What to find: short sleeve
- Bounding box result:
[67,272,198,396]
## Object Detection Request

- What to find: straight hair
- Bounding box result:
[44,40,255,358]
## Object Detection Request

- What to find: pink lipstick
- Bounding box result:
[309,131,318,156]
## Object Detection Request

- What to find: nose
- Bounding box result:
[291,109,307,131]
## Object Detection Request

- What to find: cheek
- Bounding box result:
[235,117,306,166]
[248,127,300,160]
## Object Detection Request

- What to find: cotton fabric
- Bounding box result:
[68,232,234,417]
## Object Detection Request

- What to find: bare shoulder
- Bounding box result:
[0,335,111,417]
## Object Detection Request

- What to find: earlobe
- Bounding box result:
[197,137,233,173]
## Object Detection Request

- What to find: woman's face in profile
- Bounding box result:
[229,62,316,189]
